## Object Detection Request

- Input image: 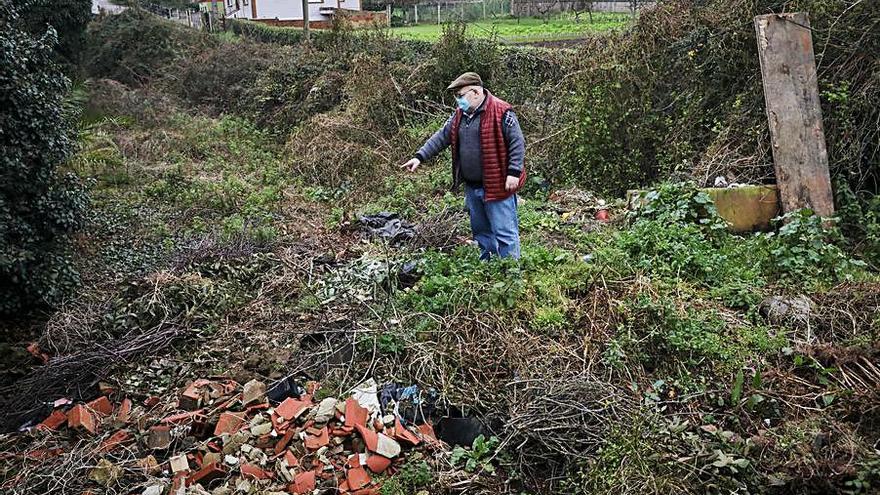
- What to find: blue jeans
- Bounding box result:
[464,185,521,260]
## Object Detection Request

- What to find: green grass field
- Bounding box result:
[389,13,631,42]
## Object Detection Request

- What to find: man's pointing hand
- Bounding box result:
[401,158,421,172]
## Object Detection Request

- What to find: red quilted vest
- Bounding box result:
[450,92,526,202]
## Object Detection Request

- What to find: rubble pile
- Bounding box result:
[7,377,446,494]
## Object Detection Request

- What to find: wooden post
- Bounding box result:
[754,13,834,217]
[437,2,440,24]
[386,3,392,27]
[482,0,486,19]
[302,0,309,41]
[414,3,418,23]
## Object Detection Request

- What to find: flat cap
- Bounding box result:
[446,72,483,91]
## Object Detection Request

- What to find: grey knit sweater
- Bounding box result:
[414,98,525,186]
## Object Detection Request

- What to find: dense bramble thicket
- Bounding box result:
[553,0,880,199]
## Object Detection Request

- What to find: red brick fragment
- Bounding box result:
[255,433,274,450]
[245,402,270,414]
[26,343,49,364]
[304,426,329,450]
[214,397,237,411]
[37,410,67,431]
[171,473,186,492]
[213,412,245,436]
[240,463,270,480]
[25,448,63,460]
[99,429,132,453]
[417,422,443,449]
[283,451,299,468]
[289,470,316,494]
[331,427,353,437]
[346,466,371,491]
[393,419,421,446]
[161,409,204,425]
[275,398,309,421]
[116,398,132,423]
[191,414,212,439]
[270,412,288,431]
[186,461,227,486]
[143,396,160,408]
[274,428,297,455]
[86,396,113,416]
[365,454,392,474]
[67,405,96,434]
[179,383,203,411]
[347,453,361,469]
[355,424,378,452]
[344,399,368,428]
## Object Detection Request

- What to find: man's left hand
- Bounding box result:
[505,175,519,192]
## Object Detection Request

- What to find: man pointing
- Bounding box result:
[401,72,526,260]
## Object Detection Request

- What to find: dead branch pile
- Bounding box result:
[0,322,188,433]
[413,206,468,251]
[503,374,637,460]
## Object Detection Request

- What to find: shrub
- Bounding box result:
[762,209,866,286]
[173,40,277,114]
[609,183,750,287]
[550,0,880,195]
[1,2,89,314]
[428,23,501,100]
[84,8,213,86]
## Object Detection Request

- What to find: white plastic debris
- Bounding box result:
[350,379,381,417]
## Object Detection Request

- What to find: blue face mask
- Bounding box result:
[455,95,470,112]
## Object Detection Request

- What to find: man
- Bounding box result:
[401,72,526,260]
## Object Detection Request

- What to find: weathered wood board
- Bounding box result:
[754,13,834,217]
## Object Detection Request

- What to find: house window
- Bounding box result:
[227,0,233,7]
[242,0,248,5]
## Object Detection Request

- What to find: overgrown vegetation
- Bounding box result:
[549,0,880,198]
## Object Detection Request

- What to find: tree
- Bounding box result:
[571,0,595,23]
[17,0,92,70]
[532,0,558,20]
[0,0,89,316]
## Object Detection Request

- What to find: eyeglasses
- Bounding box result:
[455,88,477,98]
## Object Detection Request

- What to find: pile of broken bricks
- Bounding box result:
[10,377,446,494]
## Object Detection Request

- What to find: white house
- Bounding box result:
[198,0,365,25]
